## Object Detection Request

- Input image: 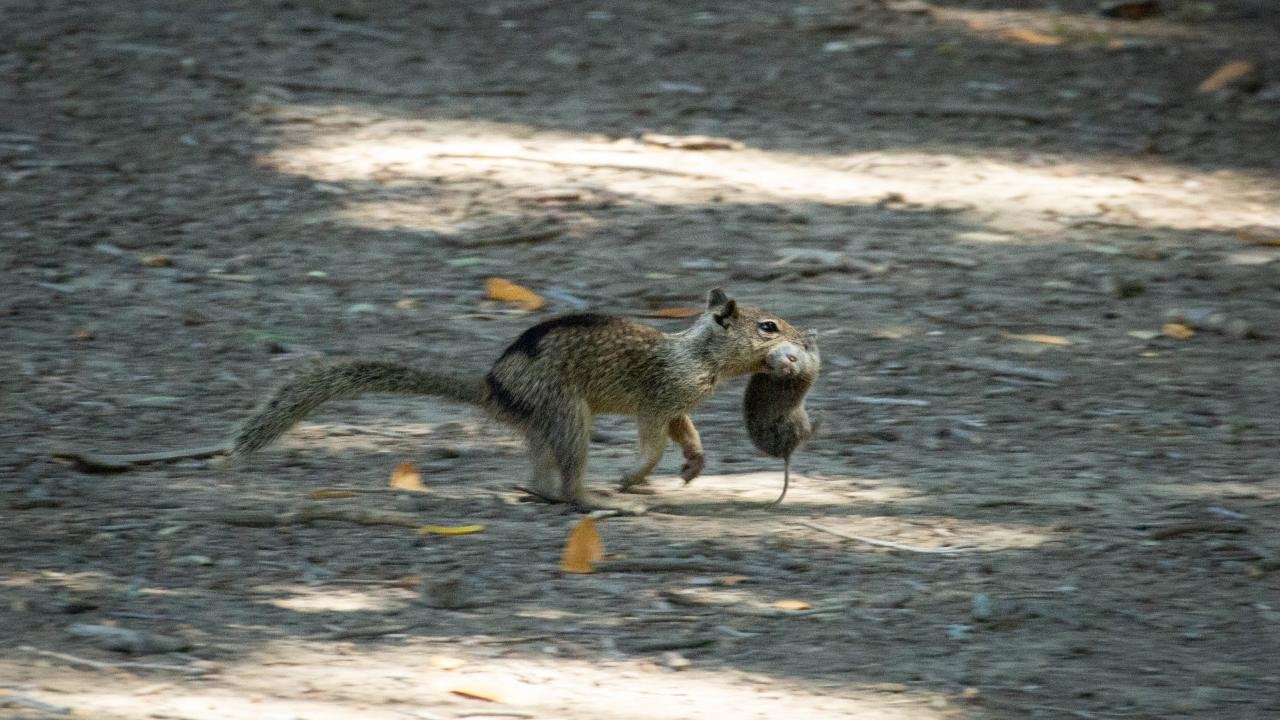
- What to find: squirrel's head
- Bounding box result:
[701,288,808,377]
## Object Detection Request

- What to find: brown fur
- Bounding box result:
[743,330,820,505]
[230,289,804,513]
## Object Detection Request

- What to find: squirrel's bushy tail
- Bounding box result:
[231,361,487,457]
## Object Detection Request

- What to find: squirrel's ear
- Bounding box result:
[706,288,730,309]
[802,329,820,350]
[712,299,737,328]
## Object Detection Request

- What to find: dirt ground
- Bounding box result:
[3,1,1280,718]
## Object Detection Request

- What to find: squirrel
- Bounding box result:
[743,329,820,506]
[229,288,807,513]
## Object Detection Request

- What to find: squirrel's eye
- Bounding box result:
[758,320,779,334]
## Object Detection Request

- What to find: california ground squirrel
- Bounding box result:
[743,329,820,505]
[230,289,806,513]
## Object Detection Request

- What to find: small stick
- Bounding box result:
[53,444,230,473]
[0,692,72,715]
[594,558,779,576]
[19,646,209,676]
[797,521,970,554]
[512,485,559,504]
[211,505,421,528]
[1149,521,1247,540]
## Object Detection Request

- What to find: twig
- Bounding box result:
[1149,521,1248,540]
[0,692,72,715]
[946,358,1068,384]
[797,521,970,554]
[20,646,209,676]
[52,444,229,473]
[309,623,419,641]
[620,635,717,652]
[211,505,421,528]
[593,558,780,575]
[207,71,525,98]
[429,153,721,180]
[864,103,1060,124]
[513,485,560,504]
[847,395,931,407]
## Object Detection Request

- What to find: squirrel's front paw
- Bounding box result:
[680,453,705,483]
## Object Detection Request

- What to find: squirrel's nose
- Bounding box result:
[786,354,798,363]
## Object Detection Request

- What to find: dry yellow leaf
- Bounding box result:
[719,575,749,586]
[1162,322,1196,340]
[559,517,604,573]
[429,655,466,670]
[390,461,428,493]
[650,307,702,319]
[772,599,812,611]
[140,254,173,267]
[449,682,506,703]
[1198,60,1254,93]
[308,489,356,500]
[417,524,485,536]
[1004,333,1072,346]
[999,28,1063,46]
[485,277,545,311]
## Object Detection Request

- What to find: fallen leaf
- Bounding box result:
[1101,0,1162,20]
[719,575,750,586]
[1198,60,1254,93]
[429,655,467,670]
[391,574,423,590]
[1003,333,1072,346]
[72,329,95,341]
[309,489,356,500]
[649,307,702,319]
[417,525,485,536]
[141,254,173,267]
[390,461,428,493]
[449,683,507,703]
[485,277,546,311]
[1234,229,1280,247]
[395,298,420,310]
[772,599,813,611]
[999,28,1063,46]
[1162,322,1196,340]
[640,133,743,150]
[1127,330,1161,341]
[560,517,604,573]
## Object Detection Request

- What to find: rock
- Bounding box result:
[423,577,470,609]
[970,592,996,621]
[662,651,692,670]
[66,623,190,654]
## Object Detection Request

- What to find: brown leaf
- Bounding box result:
[140,254,173,268]
[389,461,428,493]
[649,307,702,319]
[1162,322,1196,340]
[1234,228,1280,247]
[560,517,604,573]
[485,277,546,311]
[772,599,813,611]
[998,28,1063,46]
[449,682,506,703]
[1198,60,1255,93]
[308,489,356,500]
[640,133,744,151]
[719,575,750,586]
